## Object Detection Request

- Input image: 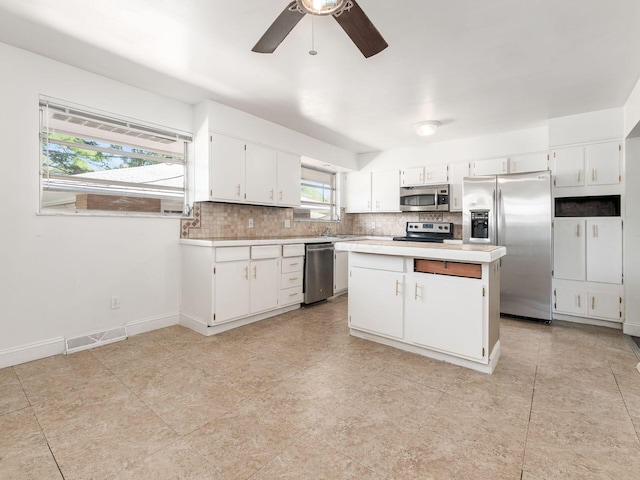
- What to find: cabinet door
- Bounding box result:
[214,260,250,323]
[245,143,277,204]
[250,258,279,313]
[585,142,621,186]
[334,251,349,293]
[587,291,622,321]
[553,219,586,281]
[276,152,301,207]
[472,157,508,176]
[448,162,469,212]
[372,170,400,211]
[425,164,449,184]
[407,274,485,361]
[349,267,404,339]
[553,146,584,187]
[401,167,424,186]
[210,133,245,202]
[509,152,549,174]
[553,287,586,315]
[345,172,372,212]
[586,218,622,284]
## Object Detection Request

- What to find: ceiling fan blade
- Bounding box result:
[252,2,305,54]
[333,1,388,58]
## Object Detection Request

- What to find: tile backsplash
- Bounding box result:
[181,202,462,239]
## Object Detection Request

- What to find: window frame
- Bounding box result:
[39,97,193,218]
[294,166,340,222]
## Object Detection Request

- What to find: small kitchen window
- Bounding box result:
[39,98,192,217]
[293,166,338,222]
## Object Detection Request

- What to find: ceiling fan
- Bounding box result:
[252,0,388,58]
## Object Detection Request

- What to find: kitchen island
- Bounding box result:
[334,240,507,374]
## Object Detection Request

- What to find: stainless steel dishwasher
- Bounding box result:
[304,243,334,304]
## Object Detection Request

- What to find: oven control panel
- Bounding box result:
[406,222,451,234]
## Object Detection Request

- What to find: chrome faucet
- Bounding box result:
[319,227,333,237]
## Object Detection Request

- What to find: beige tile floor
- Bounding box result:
[2,295,640,479]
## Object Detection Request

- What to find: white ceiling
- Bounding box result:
[0,0,639,154]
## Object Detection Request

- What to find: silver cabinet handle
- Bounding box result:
[270,189,274,200]
[279,190,283,200]
[253,266,257,279]
[244,267,249,279]
[577,170,581,183]
[414,283,419,300]
[592,296,596,309]
[395,280,400,296]
[576,224,581,237]
[592,169,596,182]
[236,184,241,197]
[502,161,506,172]
[289,277,298,281]
[577,294,581,308]
[512,160,516,172]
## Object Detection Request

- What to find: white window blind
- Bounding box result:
[39,98,192,216]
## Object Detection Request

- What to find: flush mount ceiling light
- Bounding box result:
[414,121,441,136]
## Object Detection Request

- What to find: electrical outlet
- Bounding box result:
[248,218,254,228]
[110,296,120,310]
[284,219,291,228]
[371,222,376,229]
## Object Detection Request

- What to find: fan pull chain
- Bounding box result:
[309,16,318,55]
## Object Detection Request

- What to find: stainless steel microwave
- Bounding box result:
[399,184,450,212]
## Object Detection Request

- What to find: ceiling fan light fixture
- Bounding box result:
[297,0,346,16]
[414,120,441,136]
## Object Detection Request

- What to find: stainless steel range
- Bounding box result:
[393,221,454,243]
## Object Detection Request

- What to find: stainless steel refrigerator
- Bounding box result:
[463,171,552,321]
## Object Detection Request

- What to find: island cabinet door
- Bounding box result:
[348,267,404,339]
[406,273,486,362]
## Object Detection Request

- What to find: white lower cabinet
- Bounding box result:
[214,260,251,323]
[249,258,279,314]
[280,247,304,306]
[406,273,485,361]
[334,250,349,294]
[553,280,624,322]
[348,266,404,339]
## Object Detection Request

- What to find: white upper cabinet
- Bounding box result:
[276,152,301,207]
[448,162,469,212]
[553,141,621,188]
[471,157,508,176]
[207,132,301,207]
[585,142,622,186]
[509,152,549,174]
[210,133,246,202]
[401,164,448,186]
[345,172,373,212]
[425,164,449,184]
[401,167,425,186]
[345,170,399,213]
[245,143,277,204]
[372,170,400,211]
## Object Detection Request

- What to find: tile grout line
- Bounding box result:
[519,343,541,480]
[608,360,640,443]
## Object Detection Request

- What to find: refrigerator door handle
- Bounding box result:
[496,189,503,246]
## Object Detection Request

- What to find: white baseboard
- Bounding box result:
[623,322,640,337]
[0,337,65,369]
[126,313,180,336]
[0,313,180,369]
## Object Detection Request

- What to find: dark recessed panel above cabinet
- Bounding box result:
[554,195,621,217]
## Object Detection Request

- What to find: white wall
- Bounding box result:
[0,42,193,367]
[549,108,624,147]
[623,76,640,336]
[357,126,548,171]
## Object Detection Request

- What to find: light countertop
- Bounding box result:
[335,240,507,263]
[179,235,392,247]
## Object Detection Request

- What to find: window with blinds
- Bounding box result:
[293,166,338,221]
[39,98,192,216]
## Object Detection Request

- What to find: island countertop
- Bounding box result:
[334,240,506,263]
